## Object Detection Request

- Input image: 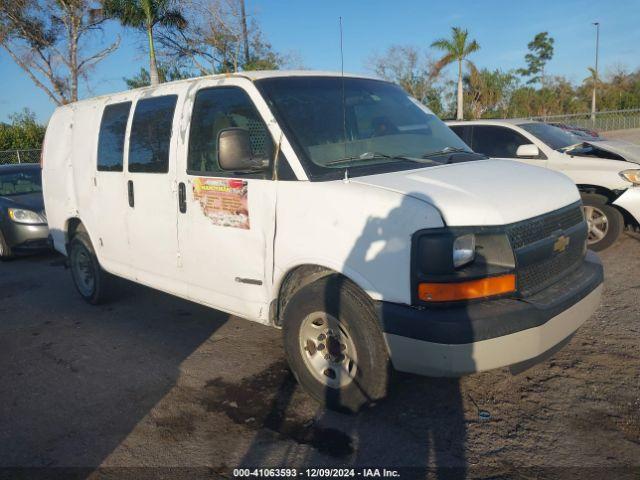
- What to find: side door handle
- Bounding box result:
[127,180,134,208]
[178,182,186,213]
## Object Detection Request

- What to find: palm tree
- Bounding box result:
[431,27,480,120]
[103,0,186,86]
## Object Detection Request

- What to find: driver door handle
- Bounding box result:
[178,182,186,213]
[127,180,134,208]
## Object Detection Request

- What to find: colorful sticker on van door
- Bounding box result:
[192,178,250,229]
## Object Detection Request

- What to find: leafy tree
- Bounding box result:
[464,67,517,119]
[369,45,443,115]
[102,0,186,86]
[0,0,119,105]
[0,109,46,150]
[155,0,289,75]
[123,64,191,88]
[518,32,554,85]
[431,26,480,120]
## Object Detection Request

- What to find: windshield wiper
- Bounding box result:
[421,147,471,159]
[558,142,588,153]
[325,152,415,166]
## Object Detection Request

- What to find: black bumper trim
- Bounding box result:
[375,251,603,345]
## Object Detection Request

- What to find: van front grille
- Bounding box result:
[506,202,587,297]
[507,204,585,249]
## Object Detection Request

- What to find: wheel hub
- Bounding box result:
[582,205,609,245]
[299,312,358,389]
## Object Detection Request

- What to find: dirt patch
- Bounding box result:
[201,361,354,458]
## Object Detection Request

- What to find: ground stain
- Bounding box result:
[201,360,353,458]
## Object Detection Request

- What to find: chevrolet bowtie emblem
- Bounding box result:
[553,235,570,253]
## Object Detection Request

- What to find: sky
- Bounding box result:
[1,0,639,123]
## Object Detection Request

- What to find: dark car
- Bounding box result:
[548,122,601,140]
[0,164,50,259]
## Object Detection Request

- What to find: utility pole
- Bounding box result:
[591,22,600,123]
[240,0,250,66]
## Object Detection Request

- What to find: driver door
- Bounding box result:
[176,82,277,321]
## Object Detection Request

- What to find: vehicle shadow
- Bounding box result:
[238,193,476,477]
[0,252,233,472]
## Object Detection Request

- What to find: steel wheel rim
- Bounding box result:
[71,245,95,297]
[299,312,358,389]
[583,205,609,245]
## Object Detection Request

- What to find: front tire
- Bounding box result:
[282,275,390,413]
[68,230,110,304]
[581,193,624,251]
[0,231,12,260]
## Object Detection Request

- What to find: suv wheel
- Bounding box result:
[282,275,390,413]
[581,193,624,251]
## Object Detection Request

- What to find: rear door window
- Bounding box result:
[128,95,178,173]
[97,102,131,172]
[470,125,530,158]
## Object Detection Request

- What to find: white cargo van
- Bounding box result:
[43,71,603,412]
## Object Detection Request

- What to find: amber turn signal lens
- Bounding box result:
[418,274,516,302]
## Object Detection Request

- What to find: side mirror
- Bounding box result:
[218,128,267,172]
[516,144,540,158]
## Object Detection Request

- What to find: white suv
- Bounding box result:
[43,72,603,411]
[447,119,640,250]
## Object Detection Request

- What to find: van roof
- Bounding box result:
[65,70,381,107]
[446,119,539,126]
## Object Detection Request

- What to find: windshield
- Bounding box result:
[0,168,42,196]
[256,76,472,178]
[520,123,581,150]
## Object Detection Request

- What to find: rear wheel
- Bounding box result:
[0,231,12,260]
[68,229,110,304]
[581,193,624,251]
[282,275,390,413]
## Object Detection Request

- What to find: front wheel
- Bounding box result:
[0,231,13,260]
[581,193,624,251]
[68,230,110,304]
[282,275,390,413]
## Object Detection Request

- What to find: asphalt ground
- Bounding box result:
[0,234,638,479]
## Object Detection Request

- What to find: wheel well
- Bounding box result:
[271,265,341,327]
[65,218,86,252]
[578,185,637,228]
[577,185,618,202]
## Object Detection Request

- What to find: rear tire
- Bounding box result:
[581,193,624,251]
[0,231,12,260]
[68,229,110,305]
[282,275,390,413]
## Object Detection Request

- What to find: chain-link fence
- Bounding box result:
[0,149,41,166]
[529,108,640,132]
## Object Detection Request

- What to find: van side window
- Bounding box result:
[187,87,272,175]
[129,95,177,173]
[97,102,131,172]
[470,125,529,158]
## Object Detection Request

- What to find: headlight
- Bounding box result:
[8,208,46,224]
[453,234,475,268]
[619,169,640,185]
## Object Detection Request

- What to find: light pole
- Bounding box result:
[591,22,600,122]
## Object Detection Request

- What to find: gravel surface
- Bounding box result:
[0,235,638,478]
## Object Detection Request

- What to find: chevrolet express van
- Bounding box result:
[43,71,603,412]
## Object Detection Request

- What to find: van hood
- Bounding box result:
[351,159,580,226]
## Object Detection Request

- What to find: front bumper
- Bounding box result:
[2,222,51,253]
[613,186,640,225]
[376,251,603,377]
